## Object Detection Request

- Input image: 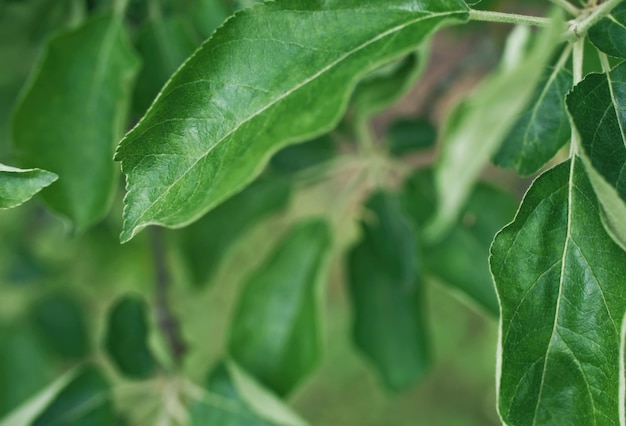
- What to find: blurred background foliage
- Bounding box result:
[0,0,550,424]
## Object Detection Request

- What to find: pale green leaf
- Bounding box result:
[115,0,470,242]
[12,13,139,230]
[429,17,562,237]
[228,219,332,396]
[588,3,626,58]
[490,158,626,425]
[347,191,429,391]
[0,163,57,209]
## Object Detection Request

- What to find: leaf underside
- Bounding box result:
[0,164,57,209]
[115,0,469,242]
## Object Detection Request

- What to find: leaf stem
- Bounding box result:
[114,0,130,17]
[550,0,581,16]
[598,51,613,74]
[567,0,624,40]
[468,9,553,27]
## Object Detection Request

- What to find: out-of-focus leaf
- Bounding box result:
[403,169,516,316]
[387,117,436,157]
[566,62,626,252]
[588,2,626,58]
[430,18,562,237]
[115,0,470,242]
[33,366,115,426]
[491,158,626,425]
[269,135,336,175]
[133,15,198,115]
[190,360,307,426]
[191,0,230,39]
[179,175,291,287]
[228,219,332,396]
[493,62,572,176]
[32,293,89,361]
[0,164,57,209]
[104,295,158,380]
[347,191,428,391]
[12,13,139,230]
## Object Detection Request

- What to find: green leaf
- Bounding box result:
[430,18,562,237]
[269,135,337,175]
[104,295,158,380]
[347,191,428,391]
[490,158,626,425]
[190,360,307,426]
[0,164,57,209]
[190,0,230,39]
[33,366,115,426]
[32,293,90,361]
[12,13,139,230]
[588,2,626,58]
[387,116,436,157]
[115,0,470,242]
[228,219,332,396]
[402,169,516,316]
[179,174,291,287]
[493,61,573,176]
[566,62,626,252]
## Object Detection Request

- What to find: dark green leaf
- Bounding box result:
[387,117,436,157]
[269,135,336,175]
[0,164,57,209]
[493,62,572,176]
[490,158,626,425]
[12,13,139,230]
[104,295,158,379]
[32,293,90,361]
[190,360,307,426]
[228,219,332,396]
[33,366,115,426]
[179,174,291,287]
[115,0,470,242]
[347,191,428,391]
[403,169,516,316]
[588,3,626,58]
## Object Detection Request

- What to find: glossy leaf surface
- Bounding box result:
[104,295,158,380]
[190,360,307,426]
[347,191,428,391]
[0,164,57,209]
[12,14,138,230]
[228,219,331,396]
[491,158,626,425]
[115,0,469,242]
[179,174,291,287]
[493,64,572,176]
[588,3,626,58]
[33,366,114,426]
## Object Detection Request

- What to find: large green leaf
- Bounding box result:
[104,295,159,380]
[490,158,626,425]
[493,62,572,176]
[430,19,562,236]
[12,13,139,230]
[347,191,428,391]
[190,360,307,426]
[588,2,626,58]
[0,164,57,209]
[33,366,115,426]
[228,219,332,396]
[179,174,291,287]
[115,0,469,242]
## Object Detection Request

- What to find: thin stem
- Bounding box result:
[469,9,553,27]
[150,228,187,368]
[113,0,130,17]
[550,0,581,16]
[599,51,612,73]
[568,0,624,40]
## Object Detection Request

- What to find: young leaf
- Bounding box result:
[190,360,307,426]
[104,295,159,380]
[115,0,470,242]
[387,116,436,157]
[493,62,573,176]
[32,366,115,426]
[347,191,429,391]
[179,174,291,287]
[228,219,332,396]
[490,158,626,425]
[588,3,626,58]
[12,13,139,230]
[0,164,57,209]
[430,19,562,237]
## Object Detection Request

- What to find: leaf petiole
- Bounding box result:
[550,0,581,16]
[468,9,553,27]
